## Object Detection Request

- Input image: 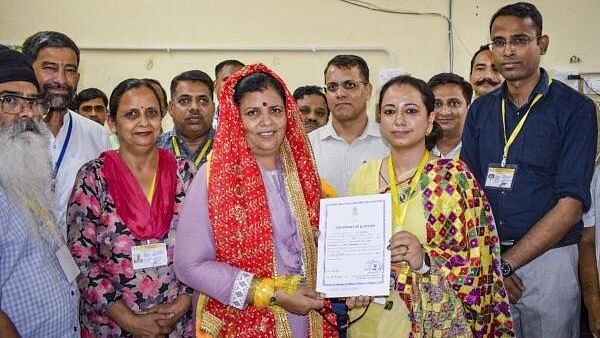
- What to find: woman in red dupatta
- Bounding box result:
[67,79,195,337]
[174,64,338,337]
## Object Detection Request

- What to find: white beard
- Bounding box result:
[0,119,62,249]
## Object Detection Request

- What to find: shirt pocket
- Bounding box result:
[519,120,560,173]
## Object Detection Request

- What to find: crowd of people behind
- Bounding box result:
[1,2,599,338]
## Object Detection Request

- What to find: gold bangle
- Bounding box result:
[252,278,275,308]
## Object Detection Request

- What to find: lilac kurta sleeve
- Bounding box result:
[174,164,251,307]
[174,163,308,337]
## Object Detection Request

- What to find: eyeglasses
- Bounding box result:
[489,35,541,51]
[324,80,368,93]
[0,94,50,116]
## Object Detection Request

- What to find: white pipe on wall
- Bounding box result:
[7,44,396,66]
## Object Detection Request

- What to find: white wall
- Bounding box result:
[2,0,599,105]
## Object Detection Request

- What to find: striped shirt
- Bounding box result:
[309,118,389,196]
[0,187,80,337]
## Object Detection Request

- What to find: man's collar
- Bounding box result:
[501,68,551,103]
[173,127,215,143]
[318,116,380,140]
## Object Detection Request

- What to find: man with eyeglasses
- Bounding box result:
[0,47,80,337]
[157,70,214,168]
[22,31,111,240]
[461,3,597,337]
[469,45,503,97]
[308,55,388,197]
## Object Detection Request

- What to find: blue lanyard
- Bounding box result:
[52,112,73,185]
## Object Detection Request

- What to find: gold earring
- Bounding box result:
[425,124,433,136]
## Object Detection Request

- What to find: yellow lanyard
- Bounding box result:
[171,136,213,167]
[500,75,552,167]
[146,170,157,203]
[388,151,429,231]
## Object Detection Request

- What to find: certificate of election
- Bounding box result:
[316,194,392,298]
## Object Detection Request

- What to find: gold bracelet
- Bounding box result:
[251,275,303,308]
[252,278,275,308]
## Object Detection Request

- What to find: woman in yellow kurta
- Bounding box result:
[346,75,513,337]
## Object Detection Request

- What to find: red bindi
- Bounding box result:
[262,101,268,107]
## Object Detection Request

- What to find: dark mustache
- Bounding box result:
[43,82,73,92]
[475,78,501,87]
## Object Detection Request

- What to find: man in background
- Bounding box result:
[309,54,388,196]
[157,70,215,168]
[72,87,108,126]
[469,44,503,97]
[22,31,111,235]
[213,59,244,129]
[293,85,329,133]
[427,73,472,159]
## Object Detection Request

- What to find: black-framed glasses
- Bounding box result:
[0,94,50,116]
[324,80,368,93]
[489,35,541,51]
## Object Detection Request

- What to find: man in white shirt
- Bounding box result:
[309,55,388,196]
[427,73,472,159]
[22,31,111,238]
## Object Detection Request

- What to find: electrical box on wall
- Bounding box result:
[378,68,407,88]
[581,73,600,95]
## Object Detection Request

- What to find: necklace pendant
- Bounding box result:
[398,190,408,203]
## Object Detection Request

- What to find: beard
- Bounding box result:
[39,81,76,111]
[0,119,61,249]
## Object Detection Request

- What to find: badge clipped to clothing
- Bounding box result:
[56,245,81,283]
[131,242,168,270]
[485,163,518,190]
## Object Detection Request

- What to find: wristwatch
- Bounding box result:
[500,259,513,278]
[268,292,277,306]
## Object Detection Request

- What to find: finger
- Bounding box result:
[147,312,175,321]
[357,296,371,307]
[301,288,321,299]
[143,306,162,314]
[512,275,525,291]
[310,298,325,309]
[346,297,356,309]
[392,231,418,243]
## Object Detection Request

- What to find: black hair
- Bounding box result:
[142,78,168,110]
[490,2,543,36]
[170,70,214,99]
[470,45,491,75]
[324,55,369,82]
[377,75,441,150]
[293,86,328,109]
[427,73,473,103]
[73,88,108,110]
[233,72,286,107]
[109,79,161,119]
[22,31,80,65]
[215,59,245,77]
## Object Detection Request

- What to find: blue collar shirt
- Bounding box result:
[460,68,597,246]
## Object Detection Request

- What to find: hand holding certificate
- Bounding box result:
[316,194,392,298]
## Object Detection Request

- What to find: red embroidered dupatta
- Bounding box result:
[195,63,337,337]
